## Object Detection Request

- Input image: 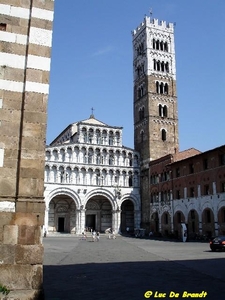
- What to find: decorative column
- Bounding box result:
[117,208,122,234]
[112,210,117,232]
[214,213,219,236]
[80,207,86,234]
[44,207,49,234]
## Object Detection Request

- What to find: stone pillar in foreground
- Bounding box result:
[0,0,54,298]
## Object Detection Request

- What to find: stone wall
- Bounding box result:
[0,0,54,298]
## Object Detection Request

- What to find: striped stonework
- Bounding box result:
[0,0,54,297]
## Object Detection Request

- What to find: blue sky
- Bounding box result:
[47,0,225,152]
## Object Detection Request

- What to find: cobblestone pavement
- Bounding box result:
[43,234,225,300]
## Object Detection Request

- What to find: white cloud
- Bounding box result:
[92,45,114,56]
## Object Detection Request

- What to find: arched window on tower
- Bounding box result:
[156,81,159,93]
[164,42,168,52]
[159,104,162,117]
[161,61,165,72]
[162,129,167,141]
[157,60,160,71]
[160,82,164,94]
[139,107,145,121]
[153,59,156,70]
[160,41,164,51]
[163,105,168,117]
[153,39,156,49]
[164,83,168,94]
[159,105,168,117]
[140,130,144,143]
[156,40,160,50]
[139,108,142,120]
[165,62,169,72]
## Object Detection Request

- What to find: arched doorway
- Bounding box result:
[121,200,134,233]
[173,211,185,239]
[48,195,76,233]
[202,208,214,238]
[85,196,112,232]
[151,212,159,234]
[161,212,171,237]
[187,209,199,239]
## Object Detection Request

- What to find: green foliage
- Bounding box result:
[0,284,10,295]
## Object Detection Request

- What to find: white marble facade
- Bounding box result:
[44,115,141,234]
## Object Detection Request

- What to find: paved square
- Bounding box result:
[43,235,225,300]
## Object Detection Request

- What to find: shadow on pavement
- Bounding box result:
[43,258,225,300]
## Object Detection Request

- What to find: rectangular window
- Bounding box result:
[221,182,225,193]
[203,159,208,170]
[176,190,181,199]
[219,154,225,166]
[190,187,195,198]
[175,168,180,177]
[204,184,210,195]
[189,163,194,174]
[0,23,6,31]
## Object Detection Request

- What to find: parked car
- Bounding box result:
[209,236,225,252]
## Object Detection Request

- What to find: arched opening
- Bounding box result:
[202,208,214,238]
[187,209,199,239]
[173,211,185,239]
[48,195,77,233]
[161,212,171,236]
[85,195,112,232]
[151,212,159,234]
[218,206,225,235]
[121,200,134,233]
[162,129,167,141]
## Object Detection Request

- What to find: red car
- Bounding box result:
[209,236,225,252]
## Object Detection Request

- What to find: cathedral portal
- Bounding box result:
[121,200,134,233]
[47,195,76,233]
[85,196,112,232]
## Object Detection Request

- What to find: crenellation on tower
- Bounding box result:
[132,17,174,37]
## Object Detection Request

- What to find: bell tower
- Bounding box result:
[132,16,179,167]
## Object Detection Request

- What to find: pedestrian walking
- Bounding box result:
[92,230,96,242]
[96,232,100,241]
[126,227,130,235]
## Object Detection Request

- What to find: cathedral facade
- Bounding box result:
[44,115,140,234]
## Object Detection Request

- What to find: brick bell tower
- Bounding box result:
[132,15,179,167]
[132,15,179,229]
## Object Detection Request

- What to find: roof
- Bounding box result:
[173,148,202,162]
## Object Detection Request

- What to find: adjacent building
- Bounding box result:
[149,145,225,239]
[44,115,141,234]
